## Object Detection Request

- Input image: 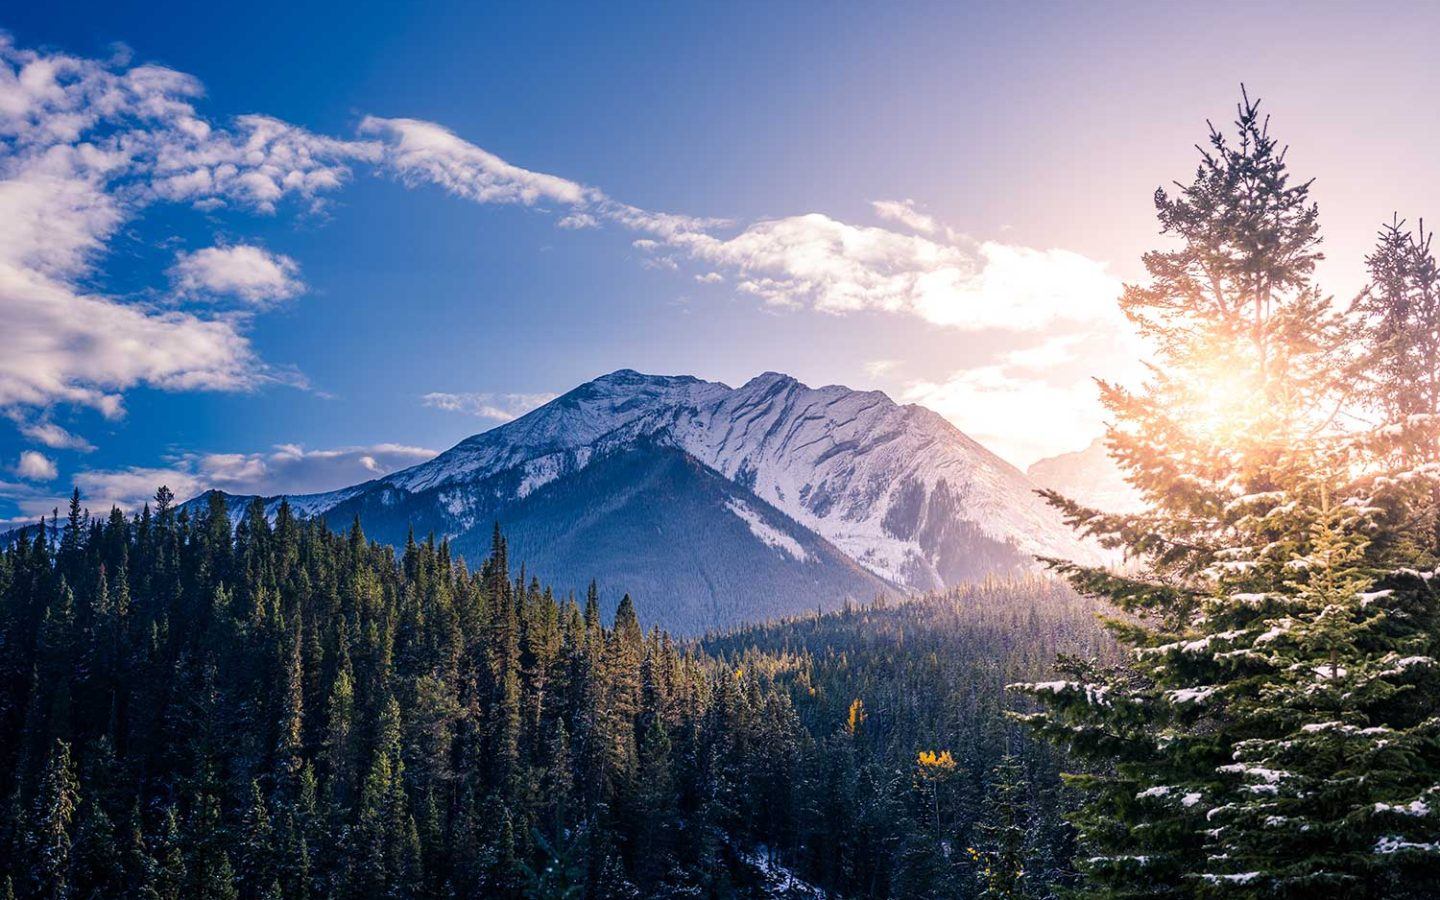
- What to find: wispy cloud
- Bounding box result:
[422,391,557,422]
[359,116,595,207]
[871,198,938,235]
[9,417,94,451]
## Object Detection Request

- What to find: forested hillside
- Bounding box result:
[0,488,1108,899]
[703,580,1118,896]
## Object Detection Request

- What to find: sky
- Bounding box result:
[4,0,1440,525]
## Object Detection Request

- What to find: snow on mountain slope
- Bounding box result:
[387,370,729,494]
[1028,437,1145,514]
[661,372,1101,588]
[191,369,1099,595]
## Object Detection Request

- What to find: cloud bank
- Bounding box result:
[0,35,374,427]
[0,442,439,525]
[422,391,558,422]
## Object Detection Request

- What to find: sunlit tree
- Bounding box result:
[1015,89,1440,897]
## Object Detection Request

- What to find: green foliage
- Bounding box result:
[0,490,1105,898]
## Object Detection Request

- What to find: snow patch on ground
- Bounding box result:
[738,845,827,897]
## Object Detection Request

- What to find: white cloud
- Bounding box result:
[864,359,900,377]
[11,417,95,451]
[0,33,1134,467]
[170,244,304,305]
[15,450,56,481]
[871,198,937,234]
[192,443,439,495]
[360,116,596,208]
[644,214,1124,332]
[344,110,1126,349]
[422,391,557,422]
[901,332,1144,467]
[0,37,371,426]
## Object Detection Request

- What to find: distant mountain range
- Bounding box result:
[1027,437,1144,514]
[175,369,1104,632]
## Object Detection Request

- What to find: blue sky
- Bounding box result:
[4,1,1440,522]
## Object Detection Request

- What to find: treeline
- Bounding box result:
[0,487,1109,899]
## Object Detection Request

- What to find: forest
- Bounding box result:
[0,490,1110,899]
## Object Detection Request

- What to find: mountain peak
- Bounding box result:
[590,368,707,386]
[736,371,804,396]
[1028,437,1144,513]
[592,367,647,382]
[749,370,795,384]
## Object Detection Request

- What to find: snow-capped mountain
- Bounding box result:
[187,370,1100,631]
[1027,437,1145,514]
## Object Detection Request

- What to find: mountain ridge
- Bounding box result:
[182,369,1100,631]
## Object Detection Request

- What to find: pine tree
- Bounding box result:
[1353,216,1440,434]
[1012,88,1334,891]
[149,807,187,900]
[351,695,402,898]
[238,779,275,898]
[320,639,355,821]
[275,616,306,793]
[477,801,525,898]
[29,739,78,900]
[1014,89,1440,898]
[971,754,1031,900]
[523,826,588,899]
[630,718,678,887]
[71,795,125,899]
[203,851,240,900]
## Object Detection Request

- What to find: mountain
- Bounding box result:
[186,369,1100,631]
[1027,437,1145,514]
[0,520,57,547]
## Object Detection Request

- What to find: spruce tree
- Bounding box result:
[237,779,275,898]
[29,738,78,900]
[150,806,187,900]
[1352,216,1440,432]
[972,754,1031,900]
[70,795,125,899]
[1014,89,1440,898]
[630,718,678,887]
